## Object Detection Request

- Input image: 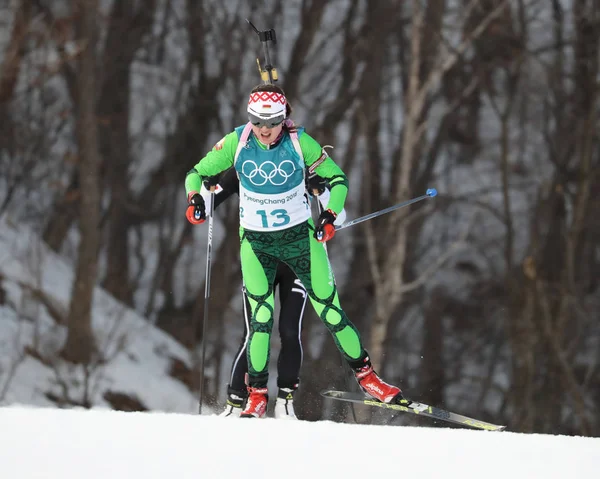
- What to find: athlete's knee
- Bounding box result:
[323,307,343,326]
[255,304,272,324]
[249,294,274,324]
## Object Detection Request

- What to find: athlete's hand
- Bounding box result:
[186,192,206,225]
[314,209,337,242]
[203,175,220,190]
[307,174,327,196]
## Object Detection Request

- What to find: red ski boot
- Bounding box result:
[354,361,404,404]
[240,387,268,418]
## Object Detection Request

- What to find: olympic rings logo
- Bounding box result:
[241,160,296,186]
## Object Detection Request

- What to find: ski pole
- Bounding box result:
[335,188,438,231]
[198,188,215,414]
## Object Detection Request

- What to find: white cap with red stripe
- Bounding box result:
[247,91,287,120]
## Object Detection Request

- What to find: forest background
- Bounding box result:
[0,0,598,436]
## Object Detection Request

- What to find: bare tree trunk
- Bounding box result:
[100,0,158,304]
[0,0,34,215]
[508,266,537,432]
[0,0,32,105]
[61,0,101,364]
[368,0,510,369]
[43,172,80,251]
[367,0,427,366]
[506,0,599,435]
[420,287,445,406]
[281,0,327,100]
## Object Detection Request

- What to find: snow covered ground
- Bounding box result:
[0,405,598,479]
[0,217,200,414]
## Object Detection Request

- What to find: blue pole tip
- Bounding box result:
[426,188,438,197]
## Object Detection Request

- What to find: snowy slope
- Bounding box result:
[0,217,199,414]
[0,406,598,479]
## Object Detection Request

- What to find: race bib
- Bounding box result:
[239,182,310,231]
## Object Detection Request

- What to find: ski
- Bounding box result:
[321,390,506,431]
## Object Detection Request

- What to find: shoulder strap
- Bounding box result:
[235,121,305,164]
[289,130,303,162]
[285,120,304,162]
[234,123,254,164]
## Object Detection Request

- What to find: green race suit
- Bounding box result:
[186,125,367,386]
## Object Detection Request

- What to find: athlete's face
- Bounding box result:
[252,123,283,145]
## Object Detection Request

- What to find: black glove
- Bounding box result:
[307,174,327,196]
[186,192,206,224]
[203,175,220,190]
[314,209,337,242]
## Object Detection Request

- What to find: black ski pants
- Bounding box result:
[227,262,307,395]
